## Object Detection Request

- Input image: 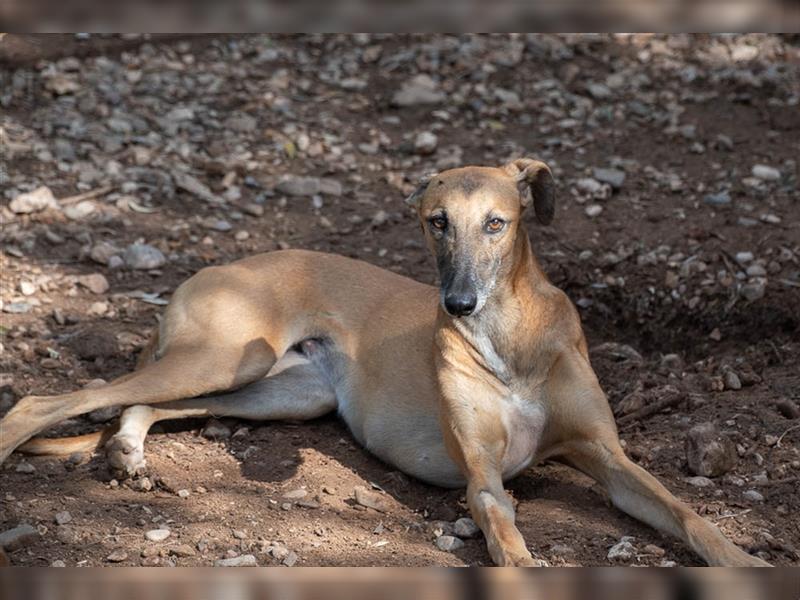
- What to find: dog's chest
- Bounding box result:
[500,391,546,479]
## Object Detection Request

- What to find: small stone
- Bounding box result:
[51,560,66,567]
[392,74,445,107]
[353,486,391,513]
[283,488,308,500]
[576,177,611,199]
[235,231,250,241]
[63,201,96,220]
[124,244,166,270]
[169,544,197,557]
[743,490,764,503]
[15,462,35,473]
[686,423,737,478]
[592,167,626,189]
[414,131,438,155]
[740,280,766,302]
[703,191,731,207]
[435,535,465,552]
[276,176,342,197]
[751,165,781,181]
[3,302,32,314]
[722,369,742,391]
[106,550,128,563]
[90,242,122,265]
[208,219,232,232]
[685,476,715,488]
[145,529,171,542]
[9,186,59,214]
[587,82,613,100]
[644,544,665,557]
[19,281,37,296]
[0,524,39,551]
[282,551,299,567]
[453,517,480,539]
[746,264,767,277]
[585,204,603,218]
[735,251,754,264]
[78,273,110,295]
[202,418,232,440]
[660,560,678,567]
[660,353,683,371]
[54,511,72,525]
[177,489,190,498]
[607,536,636,561]
[215,554,257,567]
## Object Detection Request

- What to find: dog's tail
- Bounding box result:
[16,427,116,456]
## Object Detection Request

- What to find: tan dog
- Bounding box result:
[0,160,768,566]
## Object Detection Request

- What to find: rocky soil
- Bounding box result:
[0,34,798,566]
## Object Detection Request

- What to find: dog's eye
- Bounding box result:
[429,216,447,231]
[486,218,505,233]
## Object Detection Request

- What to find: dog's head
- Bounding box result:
[406,159,555,318]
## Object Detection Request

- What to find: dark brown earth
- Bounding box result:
[0,34,798,567]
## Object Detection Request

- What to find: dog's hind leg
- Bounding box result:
[105,352,337,475]
[0,337,278,465]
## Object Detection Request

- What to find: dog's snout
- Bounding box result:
[444,292,477,317]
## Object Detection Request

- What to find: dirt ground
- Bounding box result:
[0,34,798,567]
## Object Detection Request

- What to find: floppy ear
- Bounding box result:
[404,172,437,207]
[504,158,556,225]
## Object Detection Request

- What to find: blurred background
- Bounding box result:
[0,34,798,569]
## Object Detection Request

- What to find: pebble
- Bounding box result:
[592,167,626,189]
[78,273,110,295]
[392,74,444,107]
[746,264,767,277]
[9,186,59,214]
[740,280,766,302]
[722,369,742,391]
[576,177,611,199]
[276,176,342,197]
[54,511,72,525]
[585,204,603,218]
[735,251,754,264]
[90,241,122,265]
[64,200,96,220]
[144,529,171,542]
[452,517,481,539]
[751,165,781,181]
[743,490,764,503]
[0,524,39,551]
[215,554,257,567]
[414,131,438,155]
[106,550,128,563]
[51,560,66,567]
[353,486,391,513]
[15,461,35,473]
[607,536,636,561]
[435,535,464,552]
[124,243,166,270]
[685,422,737,478]
[685,476,715,488]
[169,544,197,557]
[703,191,731,207]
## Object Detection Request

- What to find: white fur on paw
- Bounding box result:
[105,433,146,476]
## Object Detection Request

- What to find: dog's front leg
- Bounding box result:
[439,378,536,566]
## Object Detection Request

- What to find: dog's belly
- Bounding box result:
[500,394,546,480]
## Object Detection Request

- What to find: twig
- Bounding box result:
[618,391,687,428]
[715,509,752,521]
[58,185,113,206]
[776,424,800,448]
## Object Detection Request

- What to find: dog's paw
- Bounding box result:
[105,433,146,476]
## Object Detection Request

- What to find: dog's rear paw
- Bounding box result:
[105,433,146,476]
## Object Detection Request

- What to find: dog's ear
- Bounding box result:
[404,172,437,207]
[504,159,556,225]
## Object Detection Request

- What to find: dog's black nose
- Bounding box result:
[444,293,477,317]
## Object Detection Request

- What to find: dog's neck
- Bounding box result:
[440,231,549,383]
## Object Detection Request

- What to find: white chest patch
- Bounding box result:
[501,393,546,479]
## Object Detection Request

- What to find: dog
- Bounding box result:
[0,159,769,566]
